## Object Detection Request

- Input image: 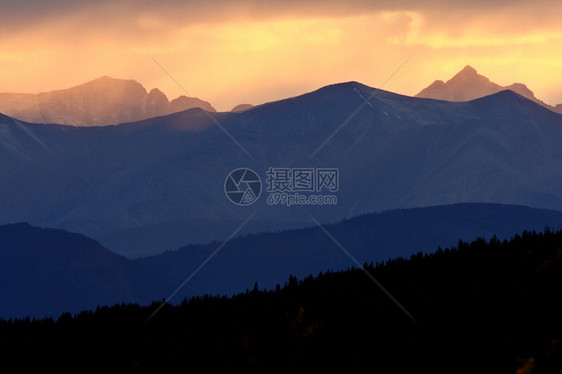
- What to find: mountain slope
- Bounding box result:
[138,203,562,298]
[416,65,562,113]
[0,223,174,318]
[4,229,562,372]
[2,82,562,255]
[0,77,215,126]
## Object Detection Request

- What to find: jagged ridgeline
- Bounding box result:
[2,81,562,258]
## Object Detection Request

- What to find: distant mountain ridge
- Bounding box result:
[3,203,562,318]
[416,65,562,114]
[2,82,562,256]
[138,203,562,298]
[0,76,216,126]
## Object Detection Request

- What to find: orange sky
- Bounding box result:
[1,0,561,111]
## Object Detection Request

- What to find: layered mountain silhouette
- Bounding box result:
[0,76,215,126]
[2,82,562,256]
[416,65,562,114]
[138,203,562,298]
[4,229,562,372]
[3,204,562,318]
[0,223,173,318]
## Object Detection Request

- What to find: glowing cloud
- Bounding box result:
[0,0,560,110]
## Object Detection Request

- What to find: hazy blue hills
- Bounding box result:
[3,228,562,372]
[138,203,562,299]
[2,82,562,256]
[0,223,173,319]
[3,203,562,318]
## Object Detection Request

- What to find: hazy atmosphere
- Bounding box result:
[1,0,561,110]
[2,1,562,372]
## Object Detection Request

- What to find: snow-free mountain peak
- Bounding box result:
[454,65,479,78]
[416,66,562,114]
[0,77,216,126]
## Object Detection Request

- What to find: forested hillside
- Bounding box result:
[2,230,561,373]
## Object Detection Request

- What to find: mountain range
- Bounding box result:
[3,229,562,372]
[0,77,216,126]
[138,203,562,298]
[2,81,562,256]
[416,65,562,114]
[1,67,559,127]
[3,203,562,318]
